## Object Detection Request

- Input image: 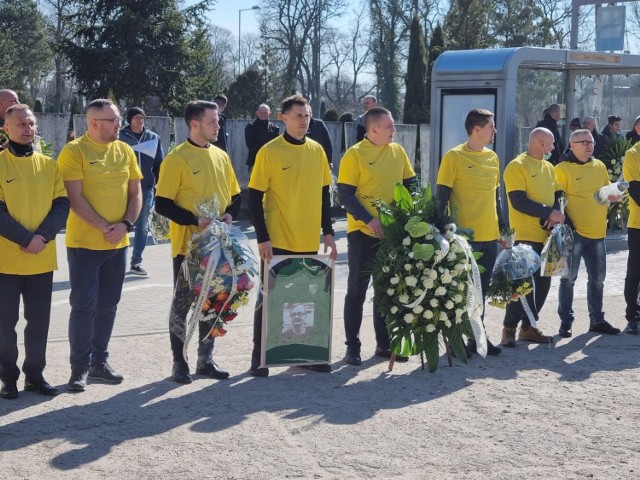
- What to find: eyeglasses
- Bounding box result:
[290,311,305,317]
[570,140,594,146]
[95,118,121,124]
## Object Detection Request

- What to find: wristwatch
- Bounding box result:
[122,219,134,232]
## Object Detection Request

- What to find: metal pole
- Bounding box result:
[570,1,580,50]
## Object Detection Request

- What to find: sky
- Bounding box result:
[206,0,262,39]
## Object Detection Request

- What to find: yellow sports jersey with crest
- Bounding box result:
[504,153,557,243]
[156,142,241,257]
[249,135,331,252]
[623,144,640,229]
[555,159,610,239]
[57,133,142,250]
[338,139,415,236]
[0,149,67,274]
[436,143,500,241]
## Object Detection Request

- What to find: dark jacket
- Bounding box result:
[535,114,564,165]
[119,125,165,190]
[602,124,624,143]
[244,118,279,168]
[626,129,640,145]
[213,113,227,152]
[306,118,333,164]
[592,129,609,159]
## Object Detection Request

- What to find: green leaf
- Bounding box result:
[405,216,431,237]
[424,335,440,373]
[394,183,413,211]
[448,332,468,364]
[412,243,435,261]
[379,210,395,227]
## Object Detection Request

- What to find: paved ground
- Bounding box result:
[1,217,638,479]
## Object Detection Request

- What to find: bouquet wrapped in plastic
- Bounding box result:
[540,196,573,277]
[169,197,258,362]
[487,228,540,316]
[149,208,171,242]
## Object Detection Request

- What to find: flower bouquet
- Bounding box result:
[487,228,540,325]
[149,208,171,242]
[601,138,632,231]
[372,183,486,372]
[171,197,258,362]
[540,196,573,277]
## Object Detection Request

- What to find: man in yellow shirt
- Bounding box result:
[0,105,69,399]
[337,106,416,365]
[622,139,640,334]
[556,129,621,336]
[155,100,241,384]
[501,128,564,347]
[436,108,504,356]
[58,99,142,392]
[248,94,337,377]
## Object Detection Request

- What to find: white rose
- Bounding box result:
[416,261,424,269]
[430,270,438,280]
[382,266,390,273]
[426,324,436,333]
[454,263,465,272]
[458,283,465,291]
[455,308,464,319]
[390,306,399,314]
[435,286,447,296]
[390,275,400,285]
[402,237,411,246]
[399,294,409,304]
[426,234,433,240]
[414,288,424,296]
[438,267,444,273]
[447,252,457,262]
[404,313,414,324]
[387,288,394,296]
[408,251,415,258]
[424,278,434,289]
[404,263,412,271]
[430,298,438,308]
[413,305,424,314]
[455,317,463,324]
[423,309,434,319]
[405,276,418,287]
[454,294,463,303]
[441,273,453,284]
[451,280,458,286]
[445,319,452,328]
[439,312,448,322]
[445,300,454,310]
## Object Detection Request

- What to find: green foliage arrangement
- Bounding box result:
[371,183,484,372]
[322,109,340,122]
[602,138,633,230]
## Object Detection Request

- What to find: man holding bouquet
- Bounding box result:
[623,137,640,335]
[501,128,564,347]
[555,129,621,337]
[155,100,241,384]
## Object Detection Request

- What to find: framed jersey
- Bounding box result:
[260,255,334,368]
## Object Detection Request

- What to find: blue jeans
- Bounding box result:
[68,247,127,368]
[130,187,154,266]
[558,233,606,325]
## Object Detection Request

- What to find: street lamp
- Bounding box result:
[238,5,261,76]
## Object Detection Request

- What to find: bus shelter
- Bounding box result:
[427,47,640,186]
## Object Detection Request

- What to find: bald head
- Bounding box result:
[0,89,19,121]
[527,127,555,160]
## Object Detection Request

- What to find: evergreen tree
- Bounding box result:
[403,14,428,124]
[443,0,495,50]
[492,0,553,47]
[426,22,445,119]
[225,69,267,119]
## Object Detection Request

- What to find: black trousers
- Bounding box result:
[251,247,316,369]
[502,241,551,328]
[169,255,214,365]
[0,271,54,383]
[343,231,388,352]
[624,228,640,322]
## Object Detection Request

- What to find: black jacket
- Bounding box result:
[213,113,227,152]
[535,114,564,165]
[306,118,333,164]
[244,118,280,168]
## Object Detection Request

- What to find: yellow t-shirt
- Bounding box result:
[338,139,415,236]
[249,135,331,252]
[156,142,241,257]
[436,143,500,241]
[0,149,67,274]
[623,144,640,229]
[504,153,557,243]
[555,159,610,239]
[58,133,142,250]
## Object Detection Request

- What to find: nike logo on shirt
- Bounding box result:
[90,161,99,165]
[532,174,539,178]
[467,165,474,168]
[192,170,201,174]
[282,166,291,170]
[6,178,16,183]
[576,177,583,181]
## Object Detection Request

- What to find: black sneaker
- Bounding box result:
[249,366,269,377]
[172,362,193,384]
[195,360,230,380]
[468,339,501,356]
[88,362,124,384]
[589,321,620,335]
[67,368,89,392]
[558,323,573,338]
[130,264,148,276]
[624,321,639,335]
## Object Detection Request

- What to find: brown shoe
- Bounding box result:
[501,327,517,348]
[518,326,554,343]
